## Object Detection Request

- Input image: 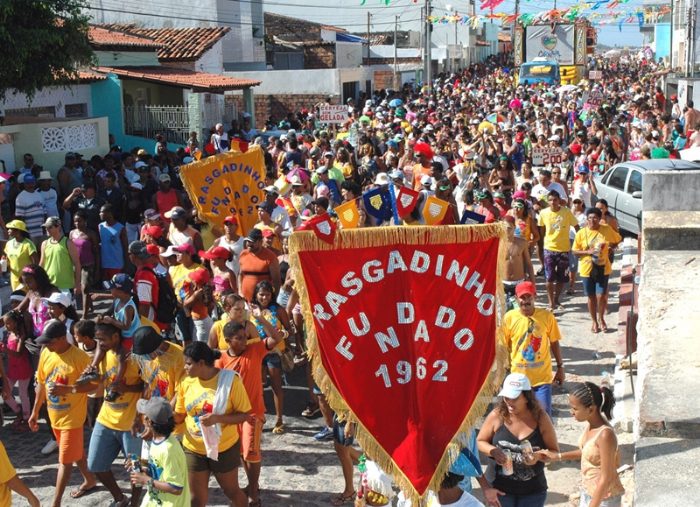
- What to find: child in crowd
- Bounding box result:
[79,274,140,401]
[44,291,80,345]
[183,267,214,342]
[73,319,104,428]
[0,310,33,430]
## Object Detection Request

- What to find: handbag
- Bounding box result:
[279,347,295,373]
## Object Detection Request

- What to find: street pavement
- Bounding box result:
[1,256,634,506]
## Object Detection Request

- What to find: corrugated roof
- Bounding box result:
[99,24,230,62]
[96,66,260,91]
[89,26,161,50]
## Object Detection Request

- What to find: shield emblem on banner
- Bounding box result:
[309,216,337,244]
[400,193,415,208]
[428,202,442,217]
[342,209,356,222]
[369,194,383,210]
[395,187,420,217]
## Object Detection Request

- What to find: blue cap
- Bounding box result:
[22,174,36,184]
[105,273,134,292]
[577,165,590,174]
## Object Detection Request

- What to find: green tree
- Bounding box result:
[0,0,94,100]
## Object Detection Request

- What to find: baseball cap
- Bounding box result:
[136,396,173,425]
[577,166,590,174]
[315,166,329,175]
[261,228,275,239]
[188,267,211,286]
[223,215,238,225]
[128,240,150,259]
[199,246,230,260]
[144,209,160,221]
[164,206,187,220]
[105,273,134,292]
[21,174,37,185]
[174,243,195,256]
[146,244,161,256]
[43,216,61,228]
[263,185,279,194]
[143,225,163,239]
[158,173,171,182]
[548,134,561,142]
[42,292,72,308]
[515,281,536,298]
[245,228,263,243]
[36,319,67,345]
[132,326,164,355]
[374,173,390,186]
[498,373,532,399]
[161,245,178,258]
[310,196,329,209]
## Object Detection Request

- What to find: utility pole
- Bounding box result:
[424,0,432,92]
[367,12,371,65]
[394,15,399,89]
[455,13,458,72]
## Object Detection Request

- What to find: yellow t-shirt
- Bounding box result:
[501,308,562,387]
[169,263,202,304]
[139,342,185,400]
[0,440,17,507]
[538,207,578,252]
[96,350,142,432]
[175,371,251,455]
[36,345,90,430]
[573,225,622,277]
[5,237,36,290]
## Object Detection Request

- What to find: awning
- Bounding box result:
[96,66,260,92]
[336,32,367,44]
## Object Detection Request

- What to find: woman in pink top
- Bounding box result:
[1,310,33,430]
[69,211,99,318]
[199,246,237,316]
[538,381,625,507]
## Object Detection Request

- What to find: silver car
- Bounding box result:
[594,159,700,235]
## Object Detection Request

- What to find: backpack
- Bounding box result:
[142,266,178,324]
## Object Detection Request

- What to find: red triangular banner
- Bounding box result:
[308,214,337,244]
[395,186,420,218]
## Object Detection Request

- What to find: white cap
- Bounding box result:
[548,134,561,142]
[42,292,72,308]
[135,161,148,169]
[498,373,532,399]
[374,172,390,186]
[420,174,433,186]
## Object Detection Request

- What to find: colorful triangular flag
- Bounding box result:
[362,187,393,222]
[395,186,420,218]
[422,195,450,225]
[334,200,361,229]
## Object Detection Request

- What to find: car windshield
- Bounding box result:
[521,65,557,78]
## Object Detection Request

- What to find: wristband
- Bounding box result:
[558,452,562,461]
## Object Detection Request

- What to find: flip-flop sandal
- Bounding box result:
[272,423,285,434]
[70,485,97,499]
[331,492,356,506]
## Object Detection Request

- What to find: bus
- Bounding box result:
[518,59,561,86]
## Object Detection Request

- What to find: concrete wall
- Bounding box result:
[642,170,700,212]
[194,39,224,74]
[1,84,93,120]
[227,69,340,95]
[0,117,110,173]
[336,42,363,68]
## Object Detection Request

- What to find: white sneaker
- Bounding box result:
[41,439,58,455]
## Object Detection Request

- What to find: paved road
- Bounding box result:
[1,257,634,506]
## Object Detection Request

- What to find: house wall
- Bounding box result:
[1,85,93,120]
[194,39,224,73]
[226,93,339,129]
[94,50,160,67]
[304,45,336,69]
[227,69,341,95]
[121,80,184,107]
[0,117,110,173]
[336,42,363,69]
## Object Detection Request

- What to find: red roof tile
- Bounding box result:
[78,70,108,82]
[89,26,161,50]
[99,24,230,62]
[96,66,260,91]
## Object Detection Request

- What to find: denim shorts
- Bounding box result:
[579,491,622,507]
[533,384,553,417]
[581,273,609,296]
[87,421,142,473]
[499,490,547,507]
[263,352,282,369]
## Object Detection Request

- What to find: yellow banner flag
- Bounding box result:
[179,145,266,234]
[334,200,360,228]
[422,195,449,225]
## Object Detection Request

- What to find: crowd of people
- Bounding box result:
[0,49,682,506]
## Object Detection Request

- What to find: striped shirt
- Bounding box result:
[15,190,46,239]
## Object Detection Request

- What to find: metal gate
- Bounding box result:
[124,105,190,145]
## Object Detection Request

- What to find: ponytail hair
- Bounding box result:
[569,381,615,420]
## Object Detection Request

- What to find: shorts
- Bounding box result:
[263,352,282,369]
[533,384,553,417]
[581,272,609,297]
[185,439,240,473]
[81,265,95,290]
[543,250,569,283]
[53,427,85,465]
[238,417,264,463]
[499,490,547,507]
[87,421,142,473]
[332,416,354,446]
[579,491,622,507]
[102,268,122,281]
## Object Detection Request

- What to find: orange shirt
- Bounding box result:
[215,341,269,416]
[239,247,278,302]
[412,163,431,191]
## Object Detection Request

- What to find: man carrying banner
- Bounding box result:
[501,281,564,417]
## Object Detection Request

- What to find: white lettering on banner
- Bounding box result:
[435,306,456,329]
[375,327,400,354]
[314,250,496,321]
[532,146,564,166]
[397,302,414,324]
[336,336,354,360]
[319,105,349,125]
[348,312,370,336]
[414,320,430,342]
[375,358,450,388]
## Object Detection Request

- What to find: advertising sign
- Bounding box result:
[525,24,575,65]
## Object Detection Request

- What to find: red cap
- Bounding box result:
[515,132,525,143]
[515,281,536,298]
[223,215,238,225]
[174,243,195,255]
[146,244,161,256]
[188,267,210,286]
[143,225,163,239]
[261,228,275,238]
[199,246,230,260]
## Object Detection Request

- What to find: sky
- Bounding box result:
[263,0,645,48]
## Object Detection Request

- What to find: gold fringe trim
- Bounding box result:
[289,224,509,504]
